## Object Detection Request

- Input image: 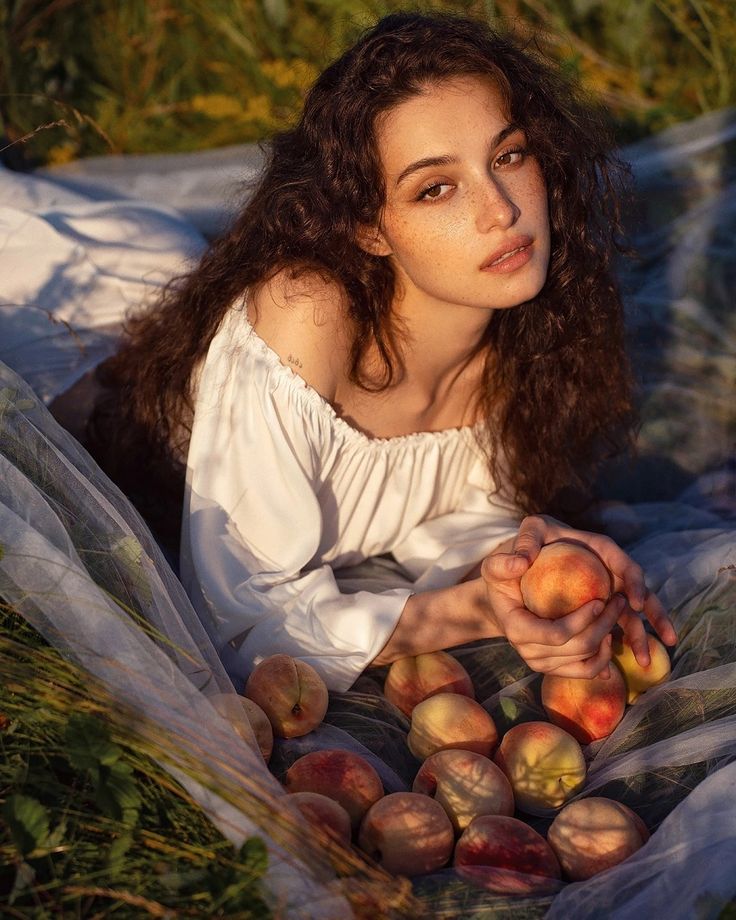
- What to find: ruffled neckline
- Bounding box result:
[232,302,480,450]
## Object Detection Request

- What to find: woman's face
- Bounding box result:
[365,75,551,314]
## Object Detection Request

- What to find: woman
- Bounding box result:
[81,12,676,691]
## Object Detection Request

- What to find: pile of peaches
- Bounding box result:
[213,540,672,892]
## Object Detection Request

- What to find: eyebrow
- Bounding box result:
[394,123,521,187]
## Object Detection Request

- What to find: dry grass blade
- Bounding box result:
[0,612,422,918]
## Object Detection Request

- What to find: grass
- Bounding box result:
[0,605,273,918]
[1,0,735,167]
[0,604,420,918]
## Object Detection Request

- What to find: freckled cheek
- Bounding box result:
[389,216,467,269]
[418,215,469,255]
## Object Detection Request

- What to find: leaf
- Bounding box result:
[238,837,268,879]
[65,713,122,771]
[107,830,134,874]
[95,761,141,825]
[499,697,520,720]
[2,794,50,856]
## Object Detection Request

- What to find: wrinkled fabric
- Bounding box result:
[182,301,519,691]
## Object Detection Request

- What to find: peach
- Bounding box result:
[384,650,474,717]
[494,721,586,814]
[547,796,650,880]
[288,791,352,847]
[407,692,498,761]
[520,540,612,619]
[245,653,328,738]
[210,692,274,763]
[358,791,454,876]
[541,668,627,745]
[412,749,514,833]
[611,632,671,703]
[454,815,561,893]
[284,749,384,832]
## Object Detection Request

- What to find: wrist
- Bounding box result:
[373,580,503,666]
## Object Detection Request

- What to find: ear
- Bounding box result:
[355,223,393,257]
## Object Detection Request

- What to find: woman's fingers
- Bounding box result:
[502,594,624,652]
[482,516,676,679]
[616,608,650,666]
[512,515,552,562]
[481,551,530,583]
[642,589,678,646]
[514,516,677,644]
[534,634,614,679]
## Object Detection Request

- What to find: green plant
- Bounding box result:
[5,0,732,166]
[0,606,273,917]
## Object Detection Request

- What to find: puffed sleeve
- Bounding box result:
[179,315,411,692]
[390,451,522,591]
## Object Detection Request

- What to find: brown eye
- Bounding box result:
[418,182,452,201]
[494,148,525,168]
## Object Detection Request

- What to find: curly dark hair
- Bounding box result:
[86,11,635,553]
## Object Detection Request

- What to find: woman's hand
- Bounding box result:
[481,550,623,677]
[480,514,677,677]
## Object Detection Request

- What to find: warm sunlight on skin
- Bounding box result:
[365,75,551,345]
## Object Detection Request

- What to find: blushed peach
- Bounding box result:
[358,792,454,876]
[284,748,384,832]
[245,653,328,738]
[412,749,514,833]
[454,815,561,893]
[210,692,274,762]
[288,791,352,847]
[541,668,627,745]
[384,650,474,717]
[494,721,586,814]
[407,692,498,761]
[611,633,671,703]
[547,796,650,880]
[521,540,612,619]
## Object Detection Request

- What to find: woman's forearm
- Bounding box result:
[371,579,503,666]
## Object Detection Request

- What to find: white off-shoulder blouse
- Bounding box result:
[179,299,522,691]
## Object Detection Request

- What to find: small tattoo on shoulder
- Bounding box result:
[288,353,303,369]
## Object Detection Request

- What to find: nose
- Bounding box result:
[474,175,519,233]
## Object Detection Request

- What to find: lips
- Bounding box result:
[480,236,534,271]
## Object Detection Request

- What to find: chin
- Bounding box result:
[497,274,548,309]
[490,286,545,311]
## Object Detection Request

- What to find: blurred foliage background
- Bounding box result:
[1,0,734,167]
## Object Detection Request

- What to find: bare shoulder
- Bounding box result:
[247,267,352,400]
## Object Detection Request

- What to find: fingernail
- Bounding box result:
[592,602,604,616]
[615,596,626,613]
[600,665,610,680]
